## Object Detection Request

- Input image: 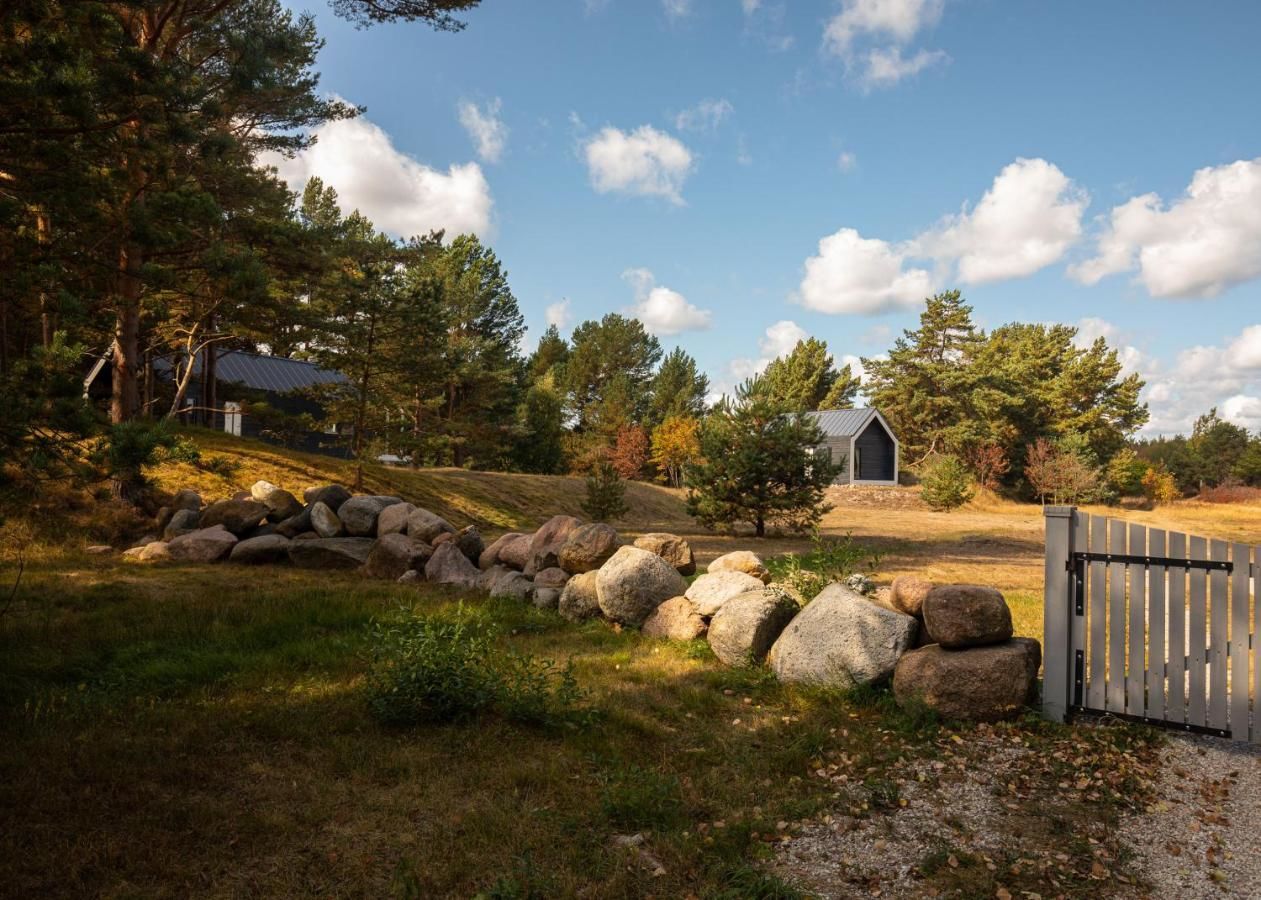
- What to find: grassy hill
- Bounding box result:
[151,428,691,535]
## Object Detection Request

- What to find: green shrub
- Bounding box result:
[581,457,628,522]
[919,454,975,512]
[200,455,241,478]
[769,529,879,600]
[156,435,202,465]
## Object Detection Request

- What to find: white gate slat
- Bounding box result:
[1188,535,1208,728]
[1209,540,1230,731]
[1107,519,1127,714]
[1168,531,1188,725]
[1071,511,1088,707]
[1253,546,1260,742]
[1087,512,1108,711]
[1231,542,1250,739]
[1128,522,1147,715]
[1148,529,1167,722]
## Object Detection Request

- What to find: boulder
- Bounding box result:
[289,537,375,570]
[264,491,304,523]
[424,541,480,589]
[246,522,277,539]
[155,506,175,535]
[229,534,293,565]
[86,545,113,555]
[684,570,767,618]
[274,506,312,538]
[476,564,513,593]
[642,597,707,641]
[338,495,402,537]
[768,584,918,689]
[533,588,561,610]
[453,525,485,564]
[496,534,533,571]
[707,589,798,666]
[922,584,1013,649]
[845,573,876,596]
[309,502,343,538]
[199,499,268,536]
[398,569,423,584]
[529,515,583,573]
[303,484,352,512]
[534,567,570,590]
[250,480,280,502]
[889,576,935,617]
[596,546,688,627]
[480,532,526,570]
[559,571,601,622]
[167,525,238,563]
[364,533,433,580]
[123,541,172,563]
[707,550,771,584]
[171,489,202,511]
[376,502,415,537]
[163,507,201,541]
[488,569,535,602]
[558,523,621,574]
[632,532,696,576]
[408,507,455,544]
[432,532,456,547]
[893,639,1042,722]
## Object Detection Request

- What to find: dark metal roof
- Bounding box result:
[802,408,880,438]
[156,350,347,394]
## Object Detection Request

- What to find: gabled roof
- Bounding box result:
[803,407,897,440]
[155,350,347,393]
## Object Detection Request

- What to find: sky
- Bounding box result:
[269,0,1261,437]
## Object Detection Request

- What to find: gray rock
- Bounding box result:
[558,522,621,574]
[163,507,201,541]
[288,537,375,569]
[408,507,455,544]
[632,533,696,576]
[476,565,513,592]
[262,488,303,522]
[364,533,433,580]
[596,546,688,627]
[685,570,767,618]
[309,501,343,538]
[229,534,293,565]
[489,569,535,602]
[480,532,526,570]
[642,596,707,641]
[155,506,175,535]
[453,525,485,564]
[529,515,583,573]
[922,584,1013,649]
[495,533,533,570]
[559,571,601,622]
[171,489,202,511]
[123,541,172,563]
[424,541,480,589]
[707,589,798,666]
[199,499,268,536]
[167,525,238,563]
[768,583,918,689]
[534,567,570,590]
[707,550,771,584]
[303,484,352,512]
[376,502,415,537]
[398,569,423,584]
[338,495,402,537]
[274,506,313,538]
[85,545,114,555]
[893,639,1042,722]
[845,573,876,596]
[533,587,561,610]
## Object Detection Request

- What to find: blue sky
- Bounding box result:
[271,0,1261,436]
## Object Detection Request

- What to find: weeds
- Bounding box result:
[769,528,879,601]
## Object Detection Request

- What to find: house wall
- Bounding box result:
[816,436,852,485]
[854,420,896,482]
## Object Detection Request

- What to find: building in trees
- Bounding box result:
[803,408,899,486]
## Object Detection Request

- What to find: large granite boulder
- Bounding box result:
[559,571,601,622]
[768,583,918,689]
[338,495,402,537]
[424,541,480,589]
[309,501,343,538]
[274,506,313,538]
[251,481,302,521]
[199,499,268,536]
[163,507,201,541]
[528,515,583,574]
[453,525,485,564]
[479,532,526,570]
[488,569,535,603]
[123,541,172,563]
[534,567,570,590]
[171,489,202,511]
[889,575,935,617]
[596,546,688,627]
[289,537,375,569]
[408,507,456,544]
[922,585,1013,649]
[496,534,533,571]
[167,525,238,563]
[376,502,415,537]
[476,564,513,593]
[303,484,352,512]
[364,533,433,580]
[229,534,292,565]
[533,588,560,610]
[684,570,766,618]
[707,589,798,666]
[558,523,620,574]
[642,596,707,641]
[632,533,696,576]
[707,550,771,584]
[893,639,1042,722]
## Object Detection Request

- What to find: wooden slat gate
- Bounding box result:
[1043,506,1259,742]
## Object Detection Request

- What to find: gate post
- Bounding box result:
[1042,506,1076,723]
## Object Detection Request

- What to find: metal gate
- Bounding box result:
[1043,506,1259,742]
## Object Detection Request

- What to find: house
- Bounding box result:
[803,408,899,486]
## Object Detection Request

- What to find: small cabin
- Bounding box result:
[803,408,899,486]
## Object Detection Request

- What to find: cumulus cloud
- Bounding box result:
[799,228,935,315]
[545,299,572,330]
[1137,324,1261,436]
[824,0,948,88]
[622,268,712,335]
[1071,317,1145,376]
[457,98,508,164]
[674,98,734,132]
[662,0,691,19]
[1070,157,1261,298]
[583,125,694,204]
[264,115,493,239]
[727,319,809,382]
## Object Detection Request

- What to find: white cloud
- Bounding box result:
[622,268,712,335]
[914,158,1088,284]
[1136,325,1261,436]
[583,125,694,204]
[457,98,508,164]
[1228,325,1261,370]
[263,115,493,239]
[674,98,734,132]
[741,0,761,13]
[824,0,948,88]
[741,0,794,51]
[662,0,691,19]
[726,319,809,383]
[545,299,572,330]
[1070,157,1261,298]
[861,46,948,88]
[1071,317,1145,377]
[836,151,858,172]
[1221,395,1261,432]
[799,228,935,314]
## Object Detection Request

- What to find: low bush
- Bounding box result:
[1196,482,1261,504]
[769,529,879,601]
[920,454,975,512]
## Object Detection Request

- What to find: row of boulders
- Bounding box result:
[121,481,1040,723]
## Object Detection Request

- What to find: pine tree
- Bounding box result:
[645,347,709,428]
[582,457,628,522]
[760,337,851,412]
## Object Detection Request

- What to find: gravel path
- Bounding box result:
[1119,733,1261,898]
